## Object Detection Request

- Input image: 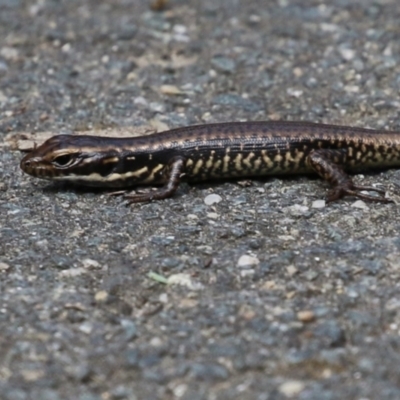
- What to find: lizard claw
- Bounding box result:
[326,183,392,203]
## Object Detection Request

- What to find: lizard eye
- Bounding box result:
[52,154,74,167]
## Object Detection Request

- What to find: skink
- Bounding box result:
[20,121,400,204]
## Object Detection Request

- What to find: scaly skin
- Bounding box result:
[20,121,400,203]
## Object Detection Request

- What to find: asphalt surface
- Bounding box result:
[2,1,400,399]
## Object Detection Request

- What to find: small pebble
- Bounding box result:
[79,322,93,334]
[248,14,261,24]
[190,362,229,380]
[286,88,303,97]
[312,199,326,209]
[110,385,133,399]
[167,273,204,290]
[134,96,148,106]
[60,267,86,277]
[339,48,356,61]
[172,384,188,397]
[237,255,259,268]
[20,369,45,382]
[278,380,305,397]
[0,262,11,271]
[173,24,188,35]
[261,280,276,290]
[351,200,368,209]
[66,364,91,382]
[204,193,222,205]
[211,56,236,73]
[94,290,109,302]
[0,62,8,75]
[207,212,219,219]
[120,319,137,340]
[286,204,309,216]
[149,102,166,113]
[160,84,182,95]
[297,310,316,322]
[82,258,101,269]
[286,265,298,276]
[159,293,168,303]
[0,46,19,61]
[240,269,255,277]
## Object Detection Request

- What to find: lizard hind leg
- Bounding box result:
[307,149,391,203]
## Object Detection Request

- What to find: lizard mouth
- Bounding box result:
[20,155,39,175]
[20,155,53,178]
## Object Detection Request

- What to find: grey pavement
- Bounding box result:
[1,1,400,399]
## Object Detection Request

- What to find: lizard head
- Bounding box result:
[20,135,122,186]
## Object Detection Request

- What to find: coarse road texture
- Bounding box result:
[2,1,400,399]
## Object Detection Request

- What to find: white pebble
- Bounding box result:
[286,88,303,97]
[279,380,305,397]
[60,268,86,277]
[240,269,255,277]
[61,43,71,53]
[351,200,368,210]
[0,46,19,61]
[207,212,219,219]
[237,255,259,268]
[134,96,148,106]
[339,48,355,61]
[286,265,298,276]
[82,258,101,269]
[149,337,163,347]
[312,199,326,209]
[0,262,10,271]
[173,24,187,34]
[159,293,169,303]
[204,193,222,205]
[79,322,93,334]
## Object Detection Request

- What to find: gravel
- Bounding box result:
[2,0,400,399]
